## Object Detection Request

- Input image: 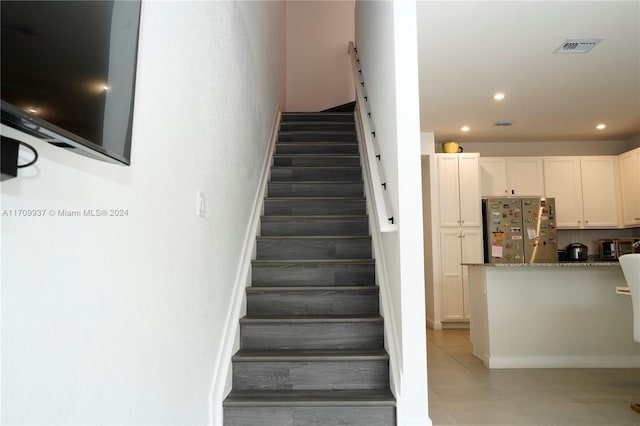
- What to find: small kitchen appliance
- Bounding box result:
[566,243,588,261]
[599,238,640,260]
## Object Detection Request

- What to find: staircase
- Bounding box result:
[223,112,396,425]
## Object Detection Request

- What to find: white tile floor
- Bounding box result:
[427,328,640,425]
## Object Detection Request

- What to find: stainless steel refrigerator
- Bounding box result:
[482,197,558,264]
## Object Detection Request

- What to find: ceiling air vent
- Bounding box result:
[553,38,603,54]
[495,120,513,127]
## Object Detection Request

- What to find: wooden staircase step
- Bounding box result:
[271,166,362,182]
[256,236,372,260]
[267,182,364,197]
[273,154,360,167]
[224,389,394,426]
[246,286,379,316]
[280,112,354,122]
[232,349,389,391]
[278,131,357,143]
[239,315,384,350]
[260,215,369,236]
[224,389,395,407]
[275,142,359,155]
[251,259,375,287]
[263,197,366,216]
[279,121,356,132]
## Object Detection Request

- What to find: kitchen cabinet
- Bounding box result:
[619,147,640,226]
[440,228,483,320]
[436,154,482,228]
[543,156,619,228]
[480,157,545,197]
[435,153,483,321]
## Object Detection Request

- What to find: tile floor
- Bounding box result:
[427,328,640,425]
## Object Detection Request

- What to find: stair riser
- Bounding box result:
[247,290,379,316]
[261,218,369,236]
[281,113,354,123]
[275,144,359,155]
[271,167,362,182]
[279,132,356,143]
[273,156,360,167]
[251,263,375,287]
[233,360,389,391]
[240,322,384,350]
[264,200,366,216]
[267,182,363,197]
[224,406,395,426]
[280,122,355,132]
[257,238,371,260]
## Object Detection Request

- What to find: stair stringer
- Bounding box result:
[208,107,282,426]
[354,110,402,401]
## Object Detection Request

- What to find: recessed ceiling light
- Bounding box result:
[26,107,38,114]
[461,126,470,132]
[596,123,606,130]
[493,93,505,101]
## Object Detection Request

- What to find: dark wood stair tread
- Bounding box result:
[224,389,394,407]
[233,348,389,362]
[246,285,377,292]
[252,259,374,265]
[240,315,383,323]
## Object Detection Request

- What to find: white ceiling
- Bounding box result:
[417,1,640,145]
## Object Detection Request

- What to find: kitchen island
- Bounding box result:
[467,262,640,369]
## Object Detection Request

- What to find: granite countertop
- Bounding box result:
[464,261,620,267]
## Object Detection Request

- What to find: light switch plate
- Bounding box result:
[197,190,206,217]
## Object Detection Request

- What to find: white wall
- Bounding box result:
[355,1,430,424]
[0,1,285,424]
[285,0,355,111]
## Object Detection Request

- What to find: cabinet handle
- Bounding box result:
[585,220,589,224]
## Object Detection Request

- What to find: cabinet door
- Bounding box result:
[460,228,483,319]
[461,228,484,264]
[458,154,483,227]
[580,157,619,228]
[543,158,584,228]
[508,158,545,196]
[619,149,640,226]
[436,155,462,227]
[440,229,465,320]
[479,158,508,196]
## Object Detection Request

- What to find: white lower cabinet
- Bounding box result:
[440,228,483,320]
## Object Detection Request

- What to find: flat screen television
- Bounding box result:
[1,0,141,165]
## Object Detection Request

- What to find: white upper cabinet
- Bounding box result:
[544,156,620,228]
[580,157,619,228]
[436,153,482,228]
[480,157,544,197]
[543,158,584,228]
[619,147,640,226]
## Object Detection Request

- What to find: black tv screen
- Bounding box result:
[1,0,141,165]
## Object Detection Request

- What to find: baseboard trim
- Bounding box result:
[441,321,470,330]
[487,355,640,369]
[426,318,442,331]
[209,106,281,425]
